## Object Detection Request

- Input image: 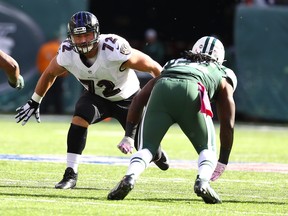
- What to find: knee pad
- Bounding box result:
[74,103,101,124]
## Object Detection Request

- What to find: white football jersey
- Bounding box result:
[57,34,140,101]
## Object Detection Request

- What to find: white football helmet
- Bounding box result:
[191,36,225,64]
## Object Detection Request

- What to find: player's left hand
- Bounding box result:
[15,75,25,90]
[15,99,40,126]
[210,162,226,181]
[117,136,134,154]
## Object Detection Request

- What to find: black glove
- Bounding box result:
[15,99,40,125]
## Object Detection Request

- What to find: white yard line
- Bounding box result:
[0,154,287,173]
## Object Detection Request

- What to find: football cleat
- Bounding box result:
[107,175,135,200]
[154,150,169,171]
[194,175,222,204]
[55,167,78,189]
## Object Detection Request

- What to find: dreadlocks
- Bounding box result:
[182,50,216,63]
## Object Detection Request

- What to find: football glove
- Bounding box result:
[8,75,25,90]
[15,98,40,126]
[210,162,226,181]
[117,136,134,154]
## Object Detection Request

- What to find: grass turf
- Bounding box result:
[0,115,287,215]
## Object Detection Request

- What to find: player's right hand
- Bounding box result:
[117,136,134,154]
[15,99,41,126]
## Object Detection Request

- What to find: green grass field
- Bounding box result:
[0,114,287,216]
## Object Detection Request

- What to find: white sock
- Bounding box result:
[126,149,153,180]
[197,149,217,181]
[67,153,81,173]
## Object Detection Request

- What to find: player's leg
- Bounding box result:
[113,92,170,171]
[178,82,220,203]
[55,91,107,189]
[108,81,174,200]
[108,112,173,200]
[134,116,170,171]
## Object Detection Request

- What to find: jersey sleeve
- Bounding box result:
[222,66,237,91]
[56,40,74,68]
[103,34,132,62]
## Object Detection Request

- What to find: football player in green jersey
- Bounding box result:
[108,36,237,204]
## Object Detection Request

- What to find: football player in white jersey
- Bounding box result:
[15,11,168,189]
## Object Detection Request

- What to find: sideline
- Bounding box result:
[0,154,287,174]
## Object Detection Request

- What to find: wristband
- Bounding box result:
[125,121,138,140]
[218,147,231,165]
[32,92,43,103]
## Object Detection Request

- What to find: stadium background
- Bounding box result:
[0,0,287,123]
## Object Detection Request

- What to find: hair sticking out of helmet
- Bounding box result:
[191,36,225,64]
[67,11,100,54]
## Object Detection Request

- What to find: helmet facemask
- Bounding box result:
[70,31,98,54]
[67,11,100,54]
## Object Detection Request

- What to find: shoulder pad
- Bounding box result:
[99,34,132,61]
[223,67,237,91]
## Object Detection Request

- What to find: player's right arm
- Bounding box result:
[15,55,67,126]
[210,77,235,181]
[34,56,67,97]
[118,77,159,154]
[126,77,159,125]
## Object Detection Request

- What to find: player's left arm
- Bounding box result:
[216,78,235,165]
[210,78,235,181]
[122,48,162,77]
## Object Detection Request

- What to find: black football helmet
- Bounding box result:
[67,11,100,54]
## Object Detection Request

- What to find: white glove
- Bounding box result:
[15,75,25,90]
[210,162,226,181]
[117,136,134,154]
[15,99,41,126]
[8,75,25,90]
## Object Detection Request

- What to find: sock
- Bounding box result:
[197,149,217,181]
[126,149,153,180]
[67,153,81,173]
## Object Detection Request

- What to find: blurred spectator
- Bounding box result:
[142,28,165,65]
[36,25,68,114]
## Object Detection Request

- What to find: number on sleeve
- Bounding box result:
[101,37,118,51]
[61,44,73,53]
